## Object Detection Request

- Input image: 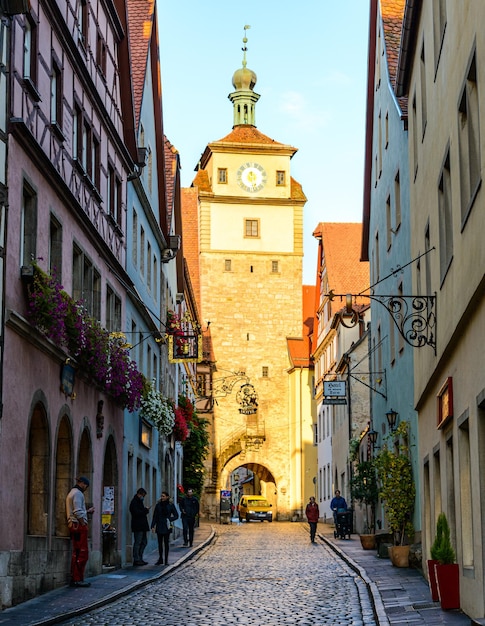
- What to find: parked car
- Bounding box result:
[238,495,273,522]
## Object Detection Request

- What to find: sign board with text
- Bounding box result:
[324,381,346,397]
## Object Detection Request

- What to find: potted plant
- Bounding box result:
[427,513,444,602]
[375,421,415,567]
[349,459,378,549]
[433,513,460,610]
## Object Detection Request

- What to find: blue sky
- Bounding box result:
[158,1,370,283]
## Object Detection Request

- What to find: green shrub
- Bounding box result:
[375,421,415,545]
[350,459,378,533]
[434,513,456,564]
[430,512,444,560]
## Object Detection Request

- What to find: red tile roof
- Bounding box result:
[181,187,201,310]
[291,177,307,201]
[197,124,298,172]
[381,0,407,114]
[126,0,155,130]
[192,169,212,192]
[216,125,284,146]
[287,285,315,368]
[313,223,370,316]
[164,136,179,228]
[303,284,315,337]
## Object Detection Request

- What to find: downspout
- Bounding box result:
[346,353,353,514]
[300,366,304,520]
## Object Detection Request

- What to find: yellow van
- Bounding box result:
[238,495,273,522]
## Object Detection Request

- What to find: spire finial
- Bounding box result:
[242,25,251,69]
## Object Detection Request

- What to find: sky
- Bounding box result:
[158,1,371,284]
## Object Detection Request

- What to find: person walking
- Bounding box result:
[129,488,150,566]
[151,492,178,565]
[330,489,348,525]
[66,476,95,587]
[180,488,199,547]
[305,496,320,543]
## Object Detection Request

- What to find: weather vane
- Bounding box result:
[242,24,250,68]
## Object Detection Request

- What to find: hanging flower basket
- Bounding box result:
[26,265,144,411]
[139,380,175,436]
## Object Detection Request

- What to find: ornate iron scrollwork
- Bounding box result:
[330,292,436,353]
[210,371,248,398]
[370,294,436,352]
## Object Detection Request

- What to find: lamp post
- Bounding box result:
[386,409,399,432]
[368,428,379,456]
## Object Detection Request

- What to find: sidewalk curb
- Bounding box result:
[319,533,390,626]
[30,527,216,626]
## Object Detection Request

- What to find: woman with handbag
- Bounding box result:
[151,492,178,565]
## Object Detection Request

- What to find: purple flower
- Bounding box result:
[27,266,143,411]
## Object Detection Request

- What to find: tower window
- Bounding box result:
[245,219,259,238]
[218,168,227,184]
[262,366,269,378]
[224,259,232,271]
[276,171,286,186]
[271,261,279,273]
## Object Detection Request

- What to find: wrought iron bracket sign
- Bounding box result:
[209,371,249,399]
[237,383,259,415]
[327,291,436,353]
[168,333,203,363]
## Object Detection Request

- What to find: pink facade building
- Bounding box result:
[0,0,144,607]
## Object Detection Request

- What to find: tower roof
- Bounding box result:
[228,26,260,127]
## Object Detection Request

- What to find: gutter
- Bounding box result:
[395,0,422,97]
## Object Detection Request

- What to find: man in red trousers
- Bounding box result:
[66,476,95,587]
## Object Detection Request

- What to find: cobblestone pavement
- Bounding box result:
[57,522,375,626]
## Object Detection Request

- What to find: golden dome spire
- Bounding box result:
[229,25,260,127]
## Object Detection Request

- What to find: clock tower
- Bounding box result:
[189,28,307,520]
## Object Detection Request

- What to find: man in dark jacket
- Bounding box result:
[129,488,150,566]
[330,490,347,525]
[180,488,199,547]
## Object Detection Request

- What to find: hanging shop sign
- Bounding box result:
[323,380,347,405]
[168,334,203,363]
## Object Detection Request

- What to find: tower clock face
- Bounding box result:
[237,162,267,193]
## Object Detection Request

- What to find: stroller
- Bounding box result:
[334,509,352,540]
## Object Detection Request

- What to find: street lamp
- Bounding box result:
[386,409,399,432]
[368,429,379,446]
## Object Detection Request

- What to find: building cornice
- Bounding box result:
[197,193,306,207]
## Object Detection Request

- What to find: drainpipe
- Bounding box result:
[300,366,303,520]
[345,353,352,502]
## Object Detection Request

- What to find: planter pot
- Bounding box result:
[435,563,460,610]
[427,559,439,602]
[388,545,410,567]
[359,534,376,550]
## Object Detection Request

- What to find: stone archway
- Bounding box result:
[219,455,282,520]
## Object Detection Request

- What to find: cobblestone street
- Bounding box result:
[58,522,374,626]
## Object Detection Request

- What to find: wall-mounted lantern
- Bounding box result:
[386,408,399,432]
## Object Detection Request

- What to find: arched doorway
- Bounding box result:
[78,428,93,484]
[102,435,119,567]
[27,403,50,536]
[54,414,72,537]
[78,427,93,541]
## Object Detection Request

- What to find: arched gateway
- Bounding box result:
[221,457,278,517]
